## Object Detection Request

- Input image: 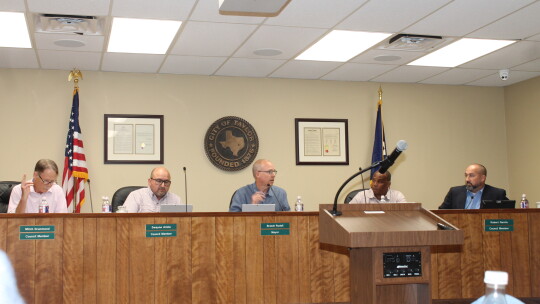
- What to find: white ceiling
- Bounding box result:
[1,0,540,86]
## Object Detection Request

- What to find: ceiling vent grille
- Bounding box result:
[379,34,447,52]
[34,14,104,35]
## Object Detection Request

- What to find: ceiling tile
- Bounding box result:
[460,41,540,70]
[34,33,104,52]
[215,58,285,77]
[27,0,111,16]
[351,49,426,65]
[270,60,342,79]
[170,22,257,57]
[102,53,165,73]
[322,63,396,81]
[467,70,540,86]
[513,59,540,72]
[234,25,327,59]
[337,0,451,32]
[38,50,101,70]
[405,0,533,37]
[371,65,449,83]
[160,55,226,75]
[189,0,265,24]
[111,0,196,20]
[0,48,38,68]
[264,0,365,28]
[419,68,495,85]
[0,0,25,11]
[469,1,540,40]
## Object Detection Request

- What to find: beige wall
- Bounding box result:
[0,69,513,211]
[505,76,540,204]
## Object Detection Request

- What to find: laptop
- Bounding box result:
[481,200,516,209]
[160,204,193,212]
[241,204,275,212]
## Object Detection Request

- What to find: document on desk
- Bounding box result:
[364,211,385,214]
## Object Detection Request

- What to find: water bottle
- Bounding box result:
[380,195,387,203]
[520,194,529,209]
[482,271,508,304]
[39,197,49,213]
[295,196,304,211]
[102,196,112,213]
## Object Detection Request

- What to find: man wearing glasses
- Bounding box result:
[123,167,181,213]
[229,159,290,212]
[8,159,68,213]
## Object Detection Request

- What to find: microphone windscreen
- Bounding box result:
[396,140,408,152]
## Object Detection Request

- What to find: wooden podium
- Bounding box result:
[319,203,463,304]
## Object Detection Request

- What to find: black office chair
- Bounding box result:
[111,186,144,212]
[229,190,237,208]
[344,188,368,204]
[0,181,20,213]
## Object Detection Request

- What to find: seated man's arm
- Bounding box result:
[278,190,290,211]
[123,192,140,213]
[229,191,245,212]
[395,191,407,203]
[439,189,453,209]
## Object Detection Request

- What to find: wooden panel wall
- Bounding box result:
[1,210,539,303]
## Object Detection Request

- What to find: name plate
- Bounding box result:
[260,222,290,236]
[146,223,177,238]
[19,226,56,240]
[485,219,514,232]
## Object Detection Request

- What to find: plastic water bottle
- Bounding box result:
[380,195,387,203]
[482,271,508,304]
[295,196,304,211]
[520,194,529,209]
[101,196,112,213]
[39,197,49,213]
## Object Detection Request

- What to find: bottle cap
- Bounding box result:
[297,196,301,199]
[522,194,526,197]
[484,271,508,285]
[102,196,109,200]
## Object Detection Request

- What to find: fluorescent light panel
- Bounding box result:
[0,12,31,48]
[408,38,515,67]
[108,18,181,54]
[296,30,391,62]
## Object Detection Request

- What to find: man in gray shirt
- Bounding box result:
[123,167,182,213]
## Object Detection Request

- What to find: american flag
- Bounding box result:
[370,97,387,179]
[62,88,88,213]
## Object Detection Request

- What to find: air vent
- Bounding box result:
[379,34,446,52]
[34,14,104,36]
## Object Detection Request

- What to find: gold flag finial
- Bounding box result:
[378,85,383,105]
[68,69,83,88]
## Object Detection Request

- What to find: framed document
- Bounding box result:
[104,114,164,164]
[295,118,349,165]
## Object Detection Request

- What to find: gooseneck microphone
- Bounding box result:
[378,140,408,174]
[267,184,283,211]
[183,167,188,212]
[331,140,409,216]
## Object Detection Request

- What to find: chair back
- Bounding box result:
[344,188,368,204]
[111,186,144,212]
[0,181,20,213]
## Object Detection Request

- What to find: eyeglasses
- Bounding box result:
[151,178,172,186]
[38,173,56,185]
[258,170,278,175]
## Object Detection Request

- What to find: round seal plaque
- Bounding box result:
[204,116,259,171]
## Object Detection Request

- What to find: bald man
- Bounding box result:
[229,159,290,212]
[123,167,182,213]
[439,163,508,209]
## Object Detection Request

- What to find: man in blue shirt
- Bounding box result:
[439,163,508,209]
[229,159,290,212]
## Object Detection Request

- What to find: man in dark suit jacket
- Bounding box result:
[439,163,508,209]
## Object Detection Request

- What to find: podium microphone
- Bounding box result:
[378,140,408,174]
[183,167,188,212]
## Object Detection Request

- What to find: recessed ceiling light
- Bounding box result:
[0,12,32,48]
[54,39,86,48]
[253,48,282,56]
[408,38,516,67]
[108,17,181,54]
[296,30,391,62]
[374,55,401,62]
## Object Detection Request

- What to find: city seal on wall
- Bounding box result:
[204,116,259,171]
